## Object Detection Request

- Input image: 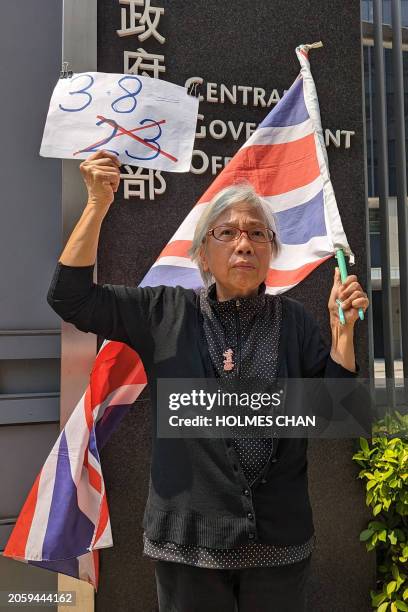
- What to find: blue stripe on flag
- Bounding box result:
[274,189,326,244]
[41,431,95,559]
[29,556,80,580]
[88,426,100,462]
[259,78,309,128]
[140,265,203,289]
[96,404,133,451]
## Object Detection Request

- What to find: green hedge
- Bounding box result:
[352,411,408,611]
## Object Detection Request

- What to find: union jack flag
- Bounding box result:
[2,43,354,590]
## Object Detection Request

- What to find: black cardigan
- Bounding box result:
[47,262,359,548]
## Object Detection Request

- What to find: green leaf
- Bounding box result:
[395,530,406,542]
[367,490,375,505]
[403,588,408,601]
[384,498,392,511]
[395,602,408,612]
[367,480,377,490]
[389,532,398,545]
[369,521,386,531]
[387,581,397,596]
[392,565,400,581]
[382,467,395,480]
[398,577,407,590]
[374,503,383,516]
[360,437,370,453]
[379,530,387,542]
[378,602,390,612]
[372,592,388,606]
[360,529,374,542]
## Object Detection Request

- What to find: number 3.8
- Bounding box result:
[59,74,143,114]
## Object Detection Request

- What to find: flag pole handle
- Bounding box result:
[335,249,365,322]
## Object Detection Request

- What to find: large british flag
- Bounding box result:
[2,43,354,590]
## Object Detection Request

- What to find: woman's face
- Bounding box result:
[199,201,273,301]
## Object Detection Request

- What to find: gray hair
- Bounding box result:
[189,182,282,286]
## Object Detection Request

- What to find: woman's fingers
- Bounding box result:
[89,166,121,176]
[338,281,362,301]
[87,165,120,172]
[351,297,369,310]
[80,151,122,207]
[84,150,121,166]
[340,290,369,310]
[341,274,358,286]
[328,270,369,320]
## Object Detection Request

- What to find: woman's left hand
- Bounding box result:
[328,267,369,327]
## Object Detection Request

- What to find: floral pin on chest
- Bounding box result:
[223,348,235,371]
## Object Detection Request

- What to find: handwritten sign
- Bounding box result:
[40,72,199,173]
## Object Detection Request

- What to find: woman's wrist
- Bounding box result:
[330,317,356,372]
[85,198,111,219]
[58,201,108,266]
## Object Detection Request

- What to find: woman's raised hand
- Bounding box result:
[79,150,121,211]
[328,267,369,328]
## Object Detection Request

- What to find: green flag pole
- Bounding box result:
[335,249,365,324]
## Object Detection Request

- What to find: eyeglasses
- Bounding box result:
[208,225,275,243]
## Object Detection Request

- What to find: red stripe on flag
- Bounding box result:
[197,134,319,203]
[84,387,94,433]
[87,455,102,494]
[93,491,109,548]
[88,342,147,410]
[3,471,42,558]
[159,240,192,259]
[265,255,334,286]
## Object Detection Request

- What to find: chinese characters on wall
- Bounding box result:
[115,1,355,201]
[117,0,167,199]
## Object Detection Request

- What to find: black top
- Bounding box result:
[143,280,315,568]
[47,262,359,549]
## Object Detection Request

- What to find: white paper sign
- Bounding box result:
[40,72,199,173]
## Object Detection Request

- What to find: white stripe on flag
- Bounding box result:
[267,236,333,270]
[94,383,147,423]
[152,256,198,270]
[93,516,113,550]
[263,176,323,212]
[265,282,297,295]
[241,118,314,148]
[76,459,104,525]
[64,396,92,482]
[24,437,61,559]
[165,204,207,243]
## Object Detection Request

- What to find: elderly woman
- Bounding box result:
[47,150,369,612]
